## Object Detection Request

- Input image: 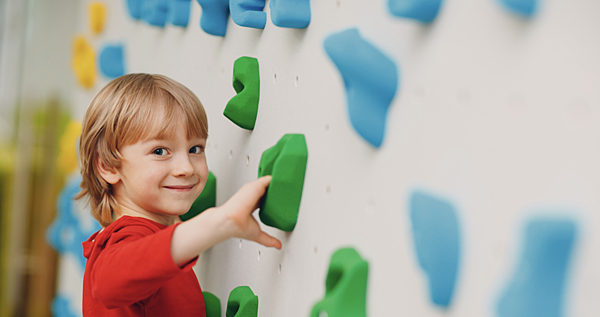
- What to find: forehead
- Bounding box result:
[121,102,206,147]
[142,120,206,143]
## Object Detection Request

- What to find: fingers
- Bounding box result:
[249,176,271,210]
[223,178,268,217]
[224,176,279,248]
[256,175,272,186]
[230,176,272,206]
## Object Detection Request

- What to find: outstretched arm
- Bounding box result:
[170,176,282,267]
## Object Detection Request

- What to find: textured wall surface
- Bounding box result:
[68,0,600,316]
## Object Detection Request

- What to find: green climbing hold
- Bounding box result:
[224,56,260,130]
[180,171,217,221]
[311,247,369,317]
[226,286,259,317]
[203,292,221,317]
[257,134,308,231]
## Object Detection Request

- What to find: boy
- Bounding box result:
[78,73,281,316]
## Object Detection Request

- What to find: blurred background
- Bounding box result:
[1,0,78,316]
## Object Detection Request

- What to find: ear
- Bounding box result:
[97,157,121,185]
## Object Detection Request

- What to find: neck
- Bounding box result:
[115,208,177,226]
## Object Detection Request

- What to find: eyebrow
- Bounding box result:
[141,136,207,144]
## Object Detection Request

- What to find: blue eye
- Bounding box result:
[153,148,167,156]
[190,146,204,154]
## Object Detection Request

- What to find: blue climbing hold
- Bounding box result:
[496,0,537,17]
[388,0,443,23]
[170,0,191,27]
[197,0,230,36]
[323,28,398,148]
[497,218,577,317]
[125,0,143,20]
[270,0,311,29]
[47,174,102,270]
[230,0,267,29]
[99,44,126,79]
[51,295,80,317]
[409,190,461,308]
[142,0,169,27]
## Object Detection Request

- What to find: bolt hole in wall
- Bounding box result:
[246,155,250,166]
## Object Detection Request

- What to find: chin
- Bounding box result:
[175,204,195,216]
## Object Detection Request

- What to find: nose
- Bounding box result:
[173,153,194,177]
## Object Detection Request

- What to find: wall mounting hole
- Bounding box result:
[258,251,261,261]
[273,73,277,84]
[278,264,282,274]
[246,155,250,166]
[295,75,299,87]
[239,239,242,249]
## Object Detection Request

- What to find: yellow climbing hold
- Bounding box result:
[72,36,96,88]
[89,2,106,34]
[57,121,82,175]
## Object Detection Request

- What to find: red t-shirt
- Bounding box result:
[82,216,206,316]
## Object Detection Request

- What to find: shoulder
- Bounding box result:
[102,216,166,246]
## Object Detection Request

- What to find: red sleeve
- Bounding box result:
[90,222,197,309]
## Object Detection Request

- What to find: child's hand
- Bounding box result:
[221,176,282,250]
[171,176,281,267]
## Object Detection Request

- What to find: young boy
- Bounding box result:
[78,73,282,316]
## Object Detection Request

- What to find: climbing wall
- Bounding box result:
[60,0,600,316]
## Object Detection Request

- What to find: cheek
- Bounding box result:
[133,165,167,187]
[199,163,209,180]
[195,160,209,181]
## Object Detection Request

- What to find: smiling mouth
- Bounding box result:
[164,184,196,191]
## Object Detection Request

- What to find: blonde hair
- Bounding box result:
[76,73,208,227]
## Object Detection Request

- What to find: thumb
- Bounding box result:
[254,231,282,250]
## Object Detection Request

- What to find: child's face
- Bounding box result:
[110,121,209,224]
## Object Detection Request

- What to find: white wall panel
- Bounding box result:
[72,0,600,315]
